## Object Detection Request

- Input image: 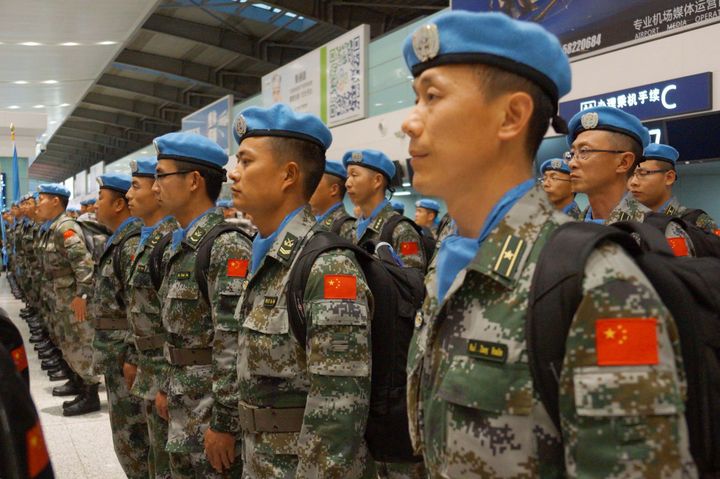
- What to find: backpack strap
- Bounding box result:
[527,222,641,433]
[111,230,141,308]
[194,223,253,305]
[330,214,355,236]
[378,214,422,245]
[680,208,708,225]
[148,232,173,292]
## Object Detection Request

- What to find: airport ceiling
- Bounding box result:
[28,0,447,181]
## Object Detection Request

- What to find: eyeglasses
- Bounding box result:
[154,170,194,181]
[631,168,672,178]
[564,147,626,162]
[539,174,571,184]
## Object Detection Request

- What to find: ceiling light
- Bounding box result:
[394,191,412,196]
[49,120,57,125]
[19,42,42,46]
[59,103,70,107]
[13,80,28,85]
[60,42,80,46]
[7,105,20,109]
[33,105,45,109]
[42,80,58,84]
[96,41,117,45]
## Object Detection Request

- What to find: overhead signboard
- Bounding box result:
[182,95,234,153]
[87,161,104,194]
[261,24,369,127]
[559,72,713,121]
[452,0,720,59]
[74,170,87,197]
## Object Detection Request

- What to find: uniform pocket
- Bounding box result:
[242,307,300,378]
[167,280,199,301]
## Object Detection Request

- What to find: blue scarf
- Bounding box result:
[315,202,343,223]
[172,208,215,251]
[105,217,138,251]
[356,199,389,241]
[583,207,605,224]
[39,220,52,233]
[435,179,535,303]
[657,198,673,213]
[137,216,174,253]
[562,201,578,215]
[251,206,304,275]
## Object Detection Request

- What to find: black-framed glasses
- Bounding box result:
[154,170,194,180]
[539,174,571,184]
[564,148,626,162]
[632,168,672,178]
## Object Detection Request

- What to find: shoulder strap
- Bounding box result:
[112,230,141,284]
[149,232,173,291]
[286,232,360,346]
[527,222,641,432]
[330,214,354,235]
[194,223,253,305]
[378,214,421,245]
[680,208,708,225]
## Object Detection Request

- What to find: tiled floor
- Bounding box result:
[3,275,126,478]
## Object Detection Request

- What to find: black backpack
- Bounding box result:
[528,220,720,476]
[111,230,141,308]
[148,232,173,292]
[329,213,355,236]
[286,231,425,463]
[75,217,111,261]
[379,214,435,269]
[644,212,720,258]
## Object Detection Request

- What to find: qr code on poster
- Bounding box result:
[328,35,362,124]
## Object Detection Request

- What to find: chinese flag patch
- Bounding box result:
[63,230,75,240]
[400,241,419,255]
[596,318,658,366]
[227,259,249,278]
[10,345,28,372]
[25,422,50,478]
[714,229,720,237]
[324,274,357,300]
[667,237,689,257]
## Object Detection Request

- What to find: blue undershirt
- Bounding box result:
[250,206,305,275]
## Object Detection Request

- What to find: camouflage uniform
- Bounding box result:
[316,202,355,239]
[90,217,150,479]
[159,209,249,478]
[408,185,696,477]
[662,196,719,234]
[235,207,374,478]
[126,217,178,479]
[350,202,427,271]
[41,213,98,384]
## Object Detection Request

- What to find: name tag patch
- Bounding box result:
[467,340,508,363]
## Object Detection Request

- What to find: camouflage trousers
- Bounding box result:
[141,399,171,479]
[375,461,426,479]
[169,450,242,479]
[104,366,151,479]
[57,310,98,384]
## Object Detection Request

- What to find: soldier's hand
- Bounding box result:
[122,362,138,390]
[155,391,169,421]
[204,428,235,473]
[70,296,87,322]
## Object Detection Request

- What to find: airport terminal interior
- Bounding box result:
[2,1,720,478]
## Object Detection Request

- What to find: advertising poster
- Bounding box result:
[182,95,234,153]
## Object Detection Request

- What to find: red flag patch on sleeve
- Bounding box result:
[63,230,76,240]
[227,259,249,278]
[10,345,28,372]
[400,241,419,255]
[595,318,659,366]
[714,229,720,237]
[667,237,689,257]
[324,274,357,300]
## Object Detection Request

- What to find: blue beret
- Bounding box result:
[325,160,347,181]
[67,206,80,212]
[154,132,228,171]
[403,11,571,117]
[80,198,96,206]
[216,199,233,208]
[342,149,396,183]
[391,200,405,213]
[38,183,71,198]
[416,198,440,212]
[130,157,158,177]
[540,158,571,175]
[567,106,650,148]
[643,143,679,166]
[97,173,132,194]
[233,103,332,151]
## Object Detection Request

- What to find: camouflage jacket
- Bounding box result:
[315,202,354,239]
[662,196,719,234]
[90,217,142,374]
[350,202,427,270]
[126,216,179,400]
[408,184,695,478]
[235,206,373,478]
[42,213,95,302]
[159,209,251,453]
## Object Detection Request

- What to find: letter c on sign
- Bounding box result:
[662,84,677,110]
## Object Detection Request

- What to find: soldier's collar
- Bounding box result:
[364,201,393,236]
[265,206,315,266]
[182,208,222,250]
[608,193,650,224]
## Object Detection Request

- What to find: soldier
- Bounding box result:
[539,157,582,219]
[35,183,101,415]
[391,200,405,215]
[90,173,150,478]
[309,159,354,237]
[151,132,249,478]
[401,10,695,476]
[414,198,440,239]
[629,143,719,233]
[124,157,176,479]
[79,198,97,220]
[345,150,427,271]
[229,103,373,477]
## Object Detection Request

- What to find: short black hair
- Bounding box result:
[327,174,347,198]
[58,196,69,209]
[267,137,326,200]
[474,65,555,158]
[105,189,129,206]
[171,159,225,202]
[608,133,645,178]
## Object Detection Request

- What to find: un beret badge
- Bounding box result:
[581,112,599,130]
[551,159,563,170]
[129,160,138,173]
[153,139,160,155]
[235,114,248,138]
[351,151,363,162]
[412,23,440,62]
